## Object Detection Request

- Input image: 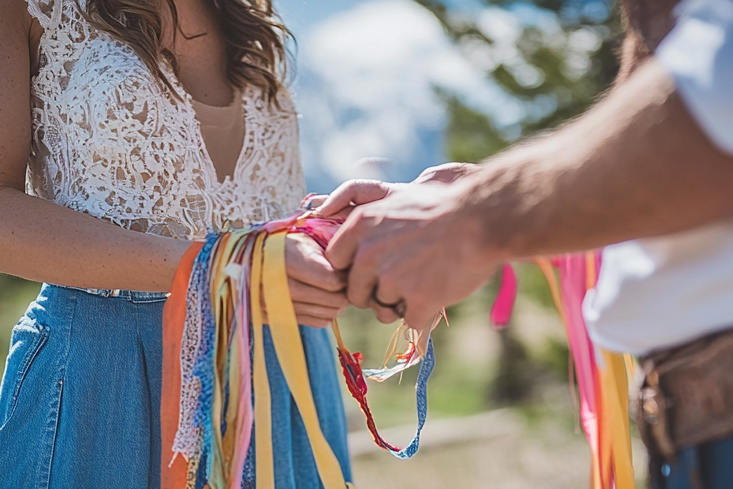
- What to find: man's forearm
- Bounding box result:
[459,60,733,260]
[323,60,733,327]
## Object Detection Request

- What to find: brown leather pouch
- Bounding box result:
[636,327,733,462]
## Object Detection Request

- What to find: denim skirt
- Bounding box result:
[0,284,352,488]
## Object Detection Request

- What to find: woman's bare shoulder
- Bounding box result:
[1,0,34,28]
[0,0,37,53]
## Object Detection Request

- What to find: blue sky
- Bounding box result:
[271,0,602,193]
[277,0,481,32]
[269,0,509,192]
[277,0,365,33]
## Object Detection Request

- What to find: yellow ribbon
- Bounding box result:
[251,234,275,489]
[261,231,348,489]
[166,224,355,489]
[599,351,634,488]
[209,233,233,488]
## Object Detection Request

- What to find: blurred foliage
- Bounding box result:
[410,0,623,404]
[418,0,622,153]
[442,94,508,163]
[0,275,41,378]
[490,327,536,404]
[515,262,556,310]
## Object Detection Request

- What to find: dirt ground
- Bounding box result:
[349,408,648,489]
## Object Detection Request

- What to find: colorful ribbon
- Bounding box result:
[490,263,517,329]
[161,212,439,489]
[332,319,435,457]
[495,256,634,489]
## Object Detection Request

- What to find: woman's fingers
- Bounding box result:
[286,234,346,292]
[303,194,355,220]
[302,194,329,210]
[296,315,332,329]
[289,277,348,310]
[293,295,345,329]
[316,179,403,217]
[293,301,343,320]
[285,234,348,328]
[292,281,346,329]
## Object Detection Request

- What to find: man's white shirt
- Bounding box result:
[584,0,733,355]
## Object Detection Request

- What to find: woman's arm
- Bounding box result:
[0,2,346,326]
[0,1,187,293]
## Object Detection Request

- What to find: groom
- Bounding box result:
[318,0,733,486]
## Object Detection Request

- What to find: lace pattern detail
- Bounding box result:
[25,0,306,240]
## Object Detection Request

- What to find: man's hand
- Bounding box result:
[325,181,497,330]
[321,58,733,333]
[412,162,480,185]
[316,179,406,218]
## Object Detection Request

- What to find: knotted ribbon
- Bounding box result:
[161,212,439,489]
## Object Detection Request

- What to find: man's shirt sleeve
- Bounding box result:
[657,0,733,155]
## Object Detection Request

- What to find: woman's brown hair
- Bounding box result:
[79,0,291,102]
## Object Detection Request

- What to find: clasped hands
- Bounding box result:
[285,163,498,331]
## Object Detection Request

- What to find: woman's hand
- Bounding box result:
[285,233,349,328]
[313,180,406,218]
[315,163,475,218]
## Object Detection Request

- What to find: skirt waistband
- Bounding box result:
[51,284,169,302]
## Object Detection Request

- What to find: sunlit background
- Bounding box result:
[0,0,650,487]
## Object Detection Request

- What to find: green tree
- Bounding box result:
[413,0,621,404]
[419,0,621,158]
[0,275,41,378]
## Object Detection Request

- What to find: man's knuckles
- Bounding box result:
[345,275,373,309]
[347,290,371,310]
[376,272,401,301]
[373,306,400,324]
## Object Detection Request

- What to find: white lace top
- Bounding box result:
[25,0,306,241]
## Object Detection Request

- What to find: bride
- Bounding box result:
[0,0,352,487]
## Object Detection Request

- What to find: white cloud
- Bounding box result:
[294,0,522,190]
[290,0,606,191]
